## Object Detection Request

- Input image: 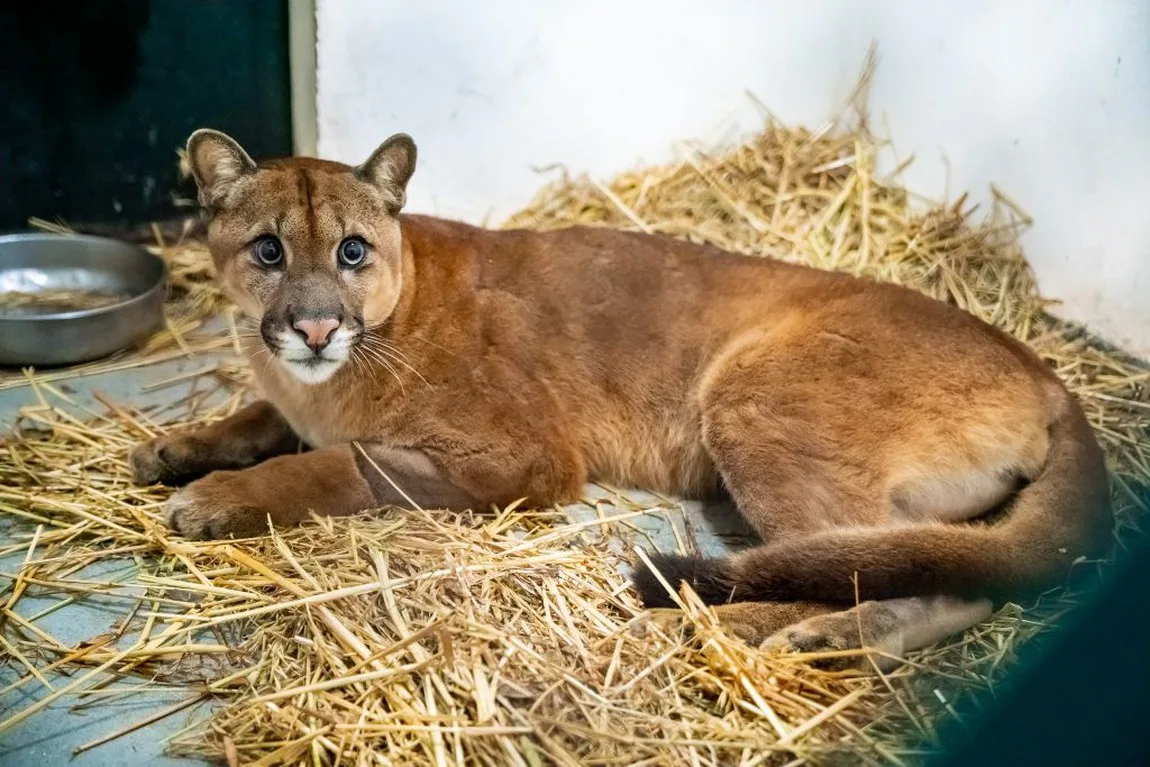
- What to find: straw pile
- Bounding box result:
[1,95,1148,765]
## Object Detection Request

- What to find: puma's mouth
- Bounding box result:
[269,328,354,385]
[282,355,343,384]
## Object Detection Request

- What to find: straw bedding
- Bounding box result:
[1,98,1148,766]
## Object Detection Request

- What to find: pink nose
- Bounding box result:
[292,317,340,352]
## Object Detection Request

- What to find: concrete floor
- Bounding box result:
[0,347,236,767]
[0,326,756,765]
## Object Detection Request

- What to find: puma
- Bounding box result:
[129,129,1112,667]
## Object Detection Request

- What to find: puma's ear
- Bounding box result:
[186,129,256,208]
[355,133,417,213]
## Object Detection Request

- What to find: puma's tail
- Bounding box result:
[633,393,1113,608]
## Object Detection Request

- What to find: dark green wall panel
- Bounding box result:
[0,0,292,231]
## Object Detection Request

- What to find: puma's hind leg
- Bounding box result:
[632,326,1025,667]
[683,319,1047,549]
[651,331,895,585]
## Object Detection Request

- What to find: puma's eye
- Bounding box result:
[338,237,367,268]
[253,237,283,267]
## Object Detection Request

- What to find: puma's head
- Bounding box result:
[186,129,417,384]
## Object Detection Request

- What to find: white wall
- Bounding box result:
[315,0,1150,356]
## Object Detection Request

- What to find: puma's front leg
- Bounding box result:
[162,443,480,540]
[130,400,301,487]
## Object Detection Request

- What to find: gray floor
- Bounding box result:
[0,348,236,767]
[0,326,755,765]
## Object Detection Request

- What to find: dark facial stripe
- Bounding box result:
[298,169,319,245]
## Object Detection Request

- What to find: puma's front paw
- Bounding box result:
[130,435,201,487]
[130,438,169,485]
[162,473,269,540]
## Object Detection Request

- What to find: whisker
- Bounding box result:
[374,337,413,359]
[357,351,374,380]
[360,334,424,372]
[349,347,369,379]
[406,334,455,356]
[361,341,414,375]
[356,343,406,395]
[362,341,430,388]
[359,336,412,366]
[242,339,277,373]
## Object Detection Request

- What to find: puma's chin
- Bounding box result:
[280,355,345,384]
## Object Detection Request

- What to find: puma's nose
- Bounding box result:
[292,317,340,353]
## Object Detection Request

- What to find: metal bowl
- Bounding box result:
[0,232,167,367]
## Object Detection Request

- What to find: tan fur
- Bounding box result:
[758,596,995,672]
[130,130,1113,666]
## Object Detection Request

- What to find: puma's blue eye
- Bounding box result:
[338,237,367,267]
[253,237,283,267]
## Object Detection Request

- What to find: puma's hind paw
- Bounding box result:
[760,605,901,672]
[761,626,865,672]
[761,623,852,654]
